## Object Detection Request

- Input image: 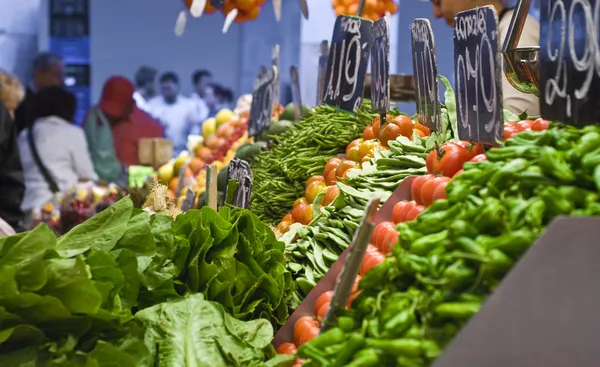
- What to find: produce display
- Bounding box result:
[184,0,267,23]
[0,195,292,364]
[332,0,398,20]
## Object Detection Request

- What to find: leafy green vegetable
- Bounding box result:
[136,294,273,366]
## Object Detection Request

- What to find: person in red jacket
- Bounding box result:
[84,76,164,175]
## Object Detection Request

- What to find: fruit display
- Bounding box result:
[332,0,398,20]
[184,0,267,23]
[0,195,292,364]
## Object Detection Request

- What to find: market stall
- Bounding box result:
[1,0,599,366]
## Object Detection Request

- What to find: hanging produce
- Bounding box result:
[332,0,398,20]
[183,0,267,23]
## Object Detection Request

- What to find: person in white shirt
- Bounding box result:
[190,69,212,123]
[133,66,157,114]
[18,86,97,212]
[148,72,200,154]
[429,0,540,115]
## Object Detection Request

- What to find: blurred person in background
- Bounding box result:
[148,72,199,154]
[215,85,234,110]
[190,70,212,124]
[202,83,220,118]
[18,86,97,213]
[84,76,164,176]
[133,66,157,114]
[14,52,64,133]
[0,100,25,232]
[429,0,539,115]
[0,70,25,119]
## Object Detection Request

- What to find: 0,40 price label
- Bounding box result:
[323,15,373,113]
[453,6,503,144]
[248,66,276,137]
[411,18,441,132]
[540,0,600,125]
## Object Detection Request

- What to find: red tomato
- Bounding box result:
[414,129,426,138]
[276,220,292,234]
[316,301,330,320]
[283,213,293,222]
[293,197,308,208]
[470,154,487,162]
[291,203,306,223]
[411,175,433,204]
[305,181,327,203]
[453,141,484,157]
[532,118,550,131]
[415,122,431,136]
[324,157,342,177]
[300,205,313,225]
[517,119,534,130]
[363,125,376,140]
[322,185,340,206]
[432,181,448,202]
[371,222,398,254]
[503,126,520,141]
[391,115,414,137]
[426,144,472,177]
[372,114,392,138]
[404,205,425,221]
[453,169,464,177]
[306,176,325,187]
[421,177,451,207]
[347,277,362,307]
[314,291,334,315]
[392,201,408,223]
[325,169,337,185]
[346,145,361,162]
[276,342,298,355]
[345,140,363,156]
[379,123,402,147]
[293,316,320,346]
[336,160,359,178]
[397,200,417,223]
[360,249,385,275]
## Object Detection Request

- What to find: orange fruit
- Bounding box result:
[189,158,206,174]
[385,0,398,14]
[334,5,346,15]
[243,6,260,20]
[236,0,256,11]
[168,190,175,200]
[184,0,192,9]
[365,0,379,11]
[205,3,217,13]
[169,177,179,192]
[348,3,358,14]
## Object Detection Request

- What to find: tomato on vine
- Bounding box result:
[426,143,472,177]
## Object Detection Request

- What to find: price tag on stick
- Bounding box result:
[322,198,379,332]
[323,16,373,113]
[371,17,391,125]
[411,18,442,133]
[180,189,196,211]
[223,158,253,208]
[540,0,600,126]
[290,65,304,121]
[272,45,281,117]
[176,163,188,199]
[316,40,330,106]
[453,6,503,144]
[205,164,218,210]
[248,66,276,137]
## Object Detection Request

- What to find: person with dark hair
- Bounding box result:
[83,76,164,179]
[214,85,234,109]
[148,71,199,154]
[18,86,97,212]
[13,52,64,133]
[0,100,25,231]
[133,65,157,113]
[190,69,212,124]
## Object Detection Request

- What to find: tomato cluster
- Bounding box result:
[504,118,549,140]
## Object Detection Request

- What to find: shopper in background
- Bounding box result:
[18,86,97,213]
[84,76,164,172]
[203,83,220,118]
[0,100,25,231]
[148,72,199,154]
[215,85,234,110]
[429,0,540,115]
[0,70,25,119]
[133,65,157,114]
[190,69,212,124]
[14,52,65,134]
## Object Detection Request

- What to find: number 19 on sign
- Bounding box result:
[323,16,373,113]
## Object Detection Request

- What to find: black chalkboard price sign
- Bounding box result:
[323,15,373,113]
[411,18,441,132]
[248,66,276,137]
[540,0,600,126]
[223,158,252,208]
[453,6,503,144]
[290,65,303,121]
[370,17,390,115]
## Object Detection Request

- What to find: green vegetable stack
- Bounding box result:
[292,125,600,366]
[250,104,375,224]
[0,197,290,365]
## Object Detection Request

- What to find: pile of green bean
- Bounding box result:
[250,104,375,224]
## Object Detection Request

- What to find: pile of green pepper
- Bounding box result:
[292,125,600,366]
[250,104,376,225]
